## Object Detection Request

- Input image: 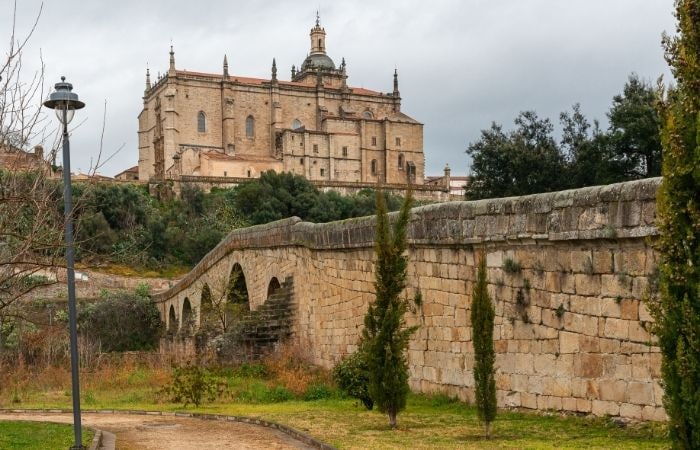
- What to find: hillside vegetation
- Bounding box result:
[73,171,402,271]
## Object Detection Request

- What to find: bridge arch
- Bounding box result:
[227,262,250,310]
[182,297,193,332]
[267,277,281,298]
[168,304,177,333]
[200,282,212,321]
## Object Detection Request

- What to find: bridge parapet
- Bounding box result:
[292,177,660,249]
[156,178,659,304]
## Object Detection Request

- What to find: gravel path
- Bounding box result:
[0,412,317,450]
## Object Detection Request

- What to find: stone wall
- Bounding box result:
[157,176,450,202]
[153,177,665,420]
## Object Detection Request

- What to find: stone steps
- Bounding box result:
[217,276,295,362]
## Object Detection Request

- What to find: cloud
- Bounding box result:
[2,0,675,176]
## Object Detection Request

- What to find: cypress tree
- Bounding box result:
[652,1,700,447]
[362,189,416,428]
[471,251,497,438]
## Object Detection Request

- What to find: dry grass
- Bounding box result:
[262,344,332,396]
[0,353,172,408]
[84,262,190,279]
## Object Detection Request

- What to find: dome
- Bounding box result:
[302,53,335,70]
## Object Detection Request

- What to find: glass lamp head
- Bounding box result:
[43,76,85,126]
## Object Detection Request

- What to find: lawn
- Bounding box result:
[0,361,669,450]
[0,421,94,450]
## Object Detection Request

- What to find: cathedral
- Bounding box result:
[137,16,425,185]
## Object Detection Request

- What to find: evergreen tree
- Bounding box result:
[465,111,566,199]
[470,251,497,438]
[608,74,663,178]
[560,104,624,188]
[362,188,416,428]
[652,1,700,448]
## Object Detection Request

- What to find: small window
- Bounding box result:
[313,144,318,153]
[371,136,377,146]
[299,158,304,165]
[223,171,227,177]
[318,38,322,48]
[371,159,377,176]
[197,111,206,132]
[362,111,373,119]
[320,168,325,177]
[342,146,348,157]
[247,170,251,177]
[398,154,404,170]
[292,119,302,130]
[245,115,255,138]
[396,137,401,146]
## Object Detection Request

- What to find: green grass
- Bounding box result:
[0,365,669,449]
[0,421,94,450]
[177,397,668,450]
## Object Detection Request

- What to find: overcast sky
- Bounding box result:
[3,0,676,177]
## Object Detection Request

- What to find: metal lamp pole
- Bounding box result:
[44,76,86,450]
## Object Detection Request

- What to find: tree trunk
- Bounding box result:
[388,410,397,429]
[485,421,492,439]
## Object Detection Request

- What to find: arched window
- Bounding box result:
[197,111,206,132]
[371,159,377,176]
[245,115,255,138]
[398,154,404,170]
[292,119,302,130]
[362,110,373,120]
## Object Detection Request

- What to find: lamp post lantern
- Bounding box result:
[43,76,85,450]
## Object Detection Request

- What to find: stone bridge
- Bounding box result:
[153,177,664,421]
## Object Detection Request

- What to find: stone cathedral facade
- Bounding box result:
[137,17,425,185]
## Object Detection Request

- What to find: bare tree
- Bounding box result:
[195,268,250,339]
[0,2,66,355]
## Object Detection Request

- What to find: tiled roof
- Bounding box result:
[350,87,381,96]
[114,165,138,178]
[175,70,381,96]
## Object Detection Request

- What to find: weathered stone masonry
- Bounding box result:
[153,177,664,420]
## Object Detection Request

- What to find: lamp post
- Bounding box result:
[43,77,85,450]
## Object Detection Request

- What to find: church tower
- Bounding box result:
[310,12,326,54]
[292,13,345,88]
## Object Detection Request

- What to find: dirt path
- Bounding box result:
[0,412,317,450]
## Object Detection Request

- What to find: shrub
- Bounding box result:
[79,290,163,352]
[162,365,223,407]
[502,257,522,274]
[332,350,373,410]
